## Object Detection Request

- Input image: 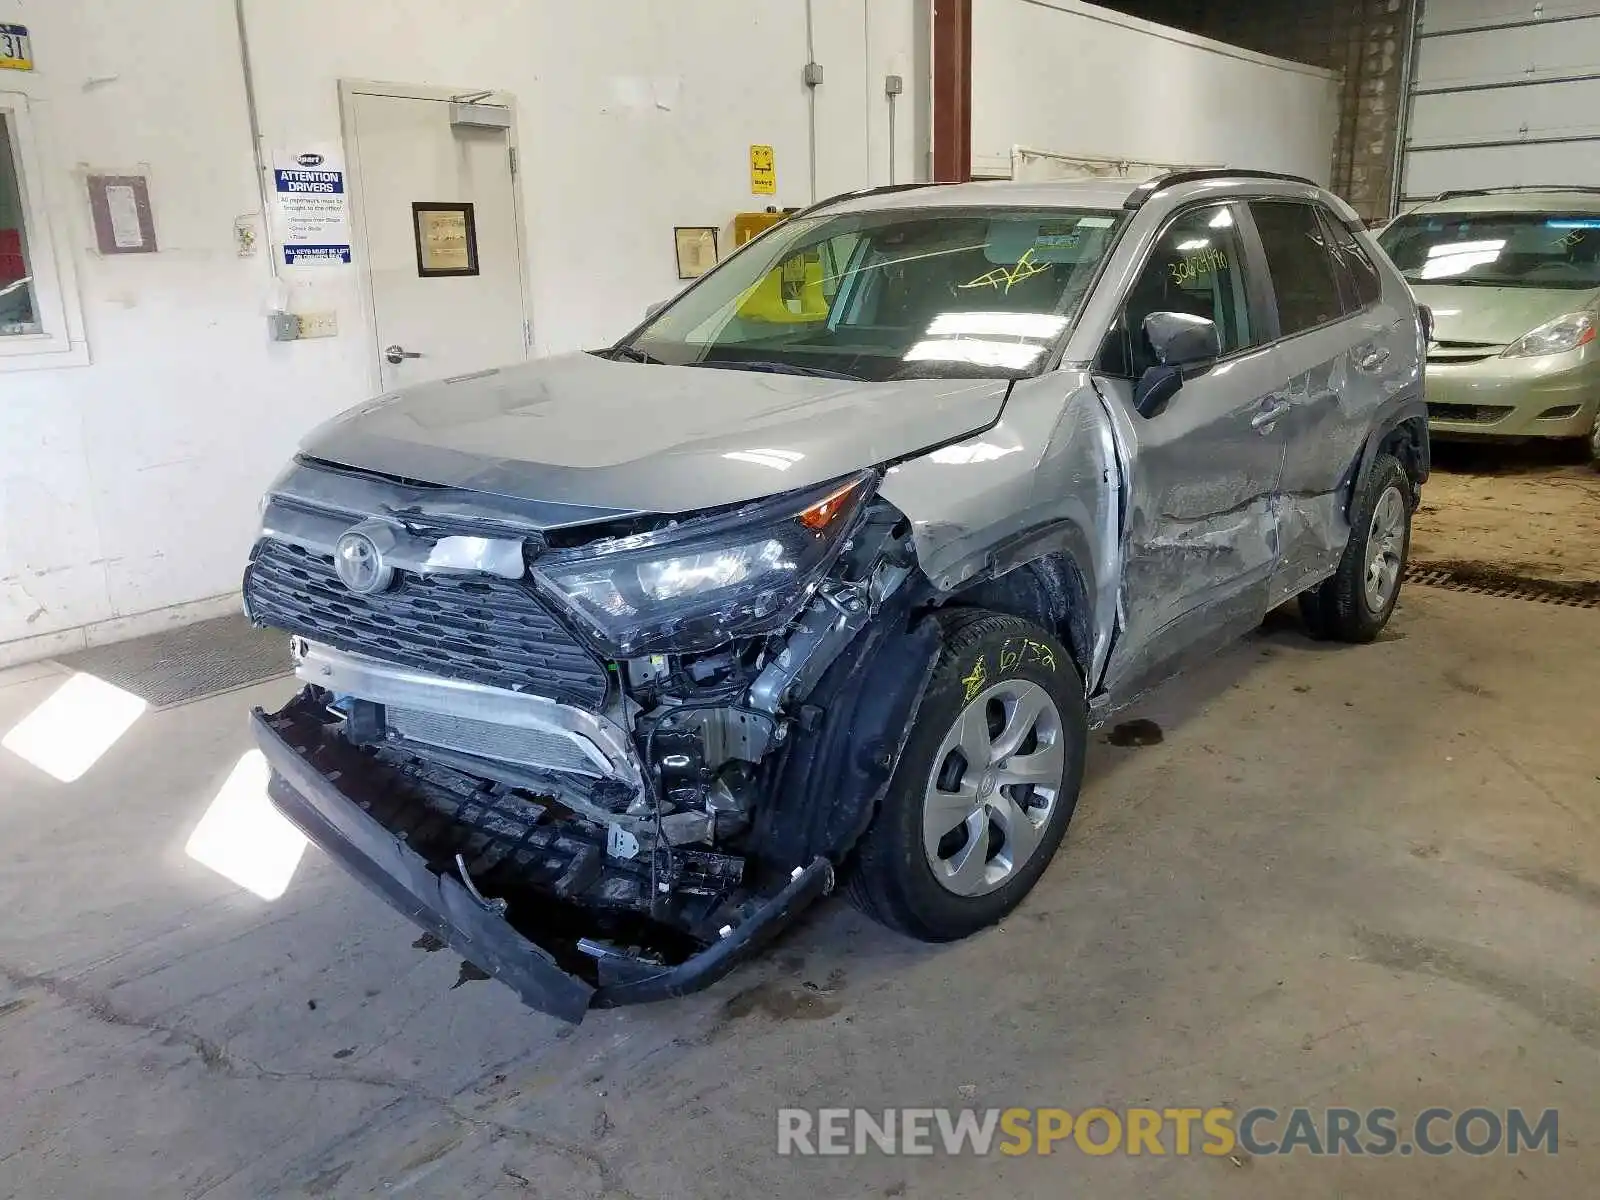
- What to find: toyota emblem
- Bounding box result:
[334,527,395,594]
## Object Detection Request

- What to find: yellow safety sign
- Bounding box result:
[750,144,776,196]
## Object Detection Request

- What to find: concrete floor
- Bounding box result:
[0,583,1595,1199]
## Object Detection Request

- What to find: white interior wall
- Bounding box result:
[0,0,919,662]
[971,0,1338,183]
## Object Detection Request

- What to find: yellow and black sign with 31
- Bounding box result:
[0,24,32,72]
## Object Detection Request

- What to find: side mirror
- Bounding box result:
[1143,311,1221,366]
[645,299,670,319]
[1133,313,1220,418]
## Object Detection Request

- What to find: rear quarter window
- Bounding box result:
[1322,210,1384,311]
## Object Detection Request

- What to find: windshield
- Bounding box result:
[1378,212,1600,290]
[620,207,1124,381]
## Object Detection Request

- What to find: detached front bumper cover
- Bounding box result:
[252,707,833,1022]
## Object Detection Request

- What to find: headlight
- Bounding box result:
[532,471,875,655]
[1502,311,1596,358]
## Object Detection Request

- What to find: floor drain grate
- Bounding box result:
[53,614,292,707]
[1407,563,1600,609]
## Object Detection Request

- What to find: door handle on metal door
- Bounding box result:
[1251,400,1290,432]
[1356,346,1390,372]
[384,344,424,365]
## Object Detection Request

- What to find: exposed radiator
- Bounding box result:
[384,705,600,777]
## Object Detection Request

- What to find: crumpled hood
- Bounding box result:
[302,352,1010,513]
[1413,283,1600,346]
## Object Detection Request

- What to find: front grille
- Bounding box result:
[1427,352,1497,365]
[244,539,609,707]
[1427,340,1500,366]
[1428,402,1512,425]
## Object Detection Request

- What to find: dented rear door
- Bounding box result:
[1248,199,1402,606]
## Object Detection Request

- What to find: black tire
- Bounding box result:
[1588,418,1600,470]
[846,609,1087,941]
[1298,452,1412,643]
[1297,583,1334,640]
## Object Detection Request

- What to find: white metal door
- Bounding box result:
[348,90,527,389]
[1400,1,1600,204]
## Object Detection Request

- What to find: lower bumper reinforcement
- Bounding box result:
[251,707,833,1022]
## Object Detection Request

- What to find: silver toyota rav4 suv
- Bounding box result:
[247,169,1428,1021]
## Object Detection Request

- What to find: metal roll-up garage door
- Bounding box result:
[1400,1,1600,204]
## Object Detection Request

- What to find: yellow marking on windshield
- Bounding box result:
[960,247,1050,294]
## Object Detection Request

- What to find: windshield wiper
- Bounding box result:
[686,359,863,382]
[1405,276,1508,288]
[606,344,665,364]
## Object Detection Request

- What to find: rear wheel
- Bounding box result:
[1298,452,1412,643]
[1588,416,1600,470]
[846,610,1087,941]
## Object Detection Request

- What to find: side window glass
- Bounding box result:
[1322,209,1383,310]
[1249,200,1344,335]
[1117,204,1254,377]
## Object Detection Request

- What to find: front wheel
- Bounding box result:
[1299,452,1412,643]
[846,610,1087,941]
[1588,417,1600,470]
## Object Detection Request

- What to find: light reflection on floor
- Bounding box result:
[2,672,148,783]
[184,749,308,901]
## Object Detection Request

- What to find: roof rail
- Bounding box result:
[1123,168,1319,210]
[788,181,943,220]
[1432,184,1600,202]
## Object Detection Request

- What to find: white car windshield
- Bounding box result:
[619,207,1124,381]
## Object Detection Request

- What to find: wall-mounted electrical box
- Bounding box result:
[733,207,801,248]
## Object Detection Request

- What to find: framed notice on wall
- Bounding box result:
[86,174,158,254]
[412,202,479,277]
[674,226,719,279]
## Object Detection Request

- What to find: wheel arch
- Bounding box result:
[1351,389,1430,511]
[752,591,945,875]
[751,556,1096,875]
[937,552,1096,687]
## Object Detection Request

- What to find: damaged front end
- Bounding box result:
[247,462,935,1021]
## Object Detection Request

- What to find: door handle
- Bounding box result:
[1355,346,1390,372]
[1251,400,1290,431]
[384,344,424,365]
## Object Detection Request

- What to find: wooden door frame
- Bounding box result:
[931,0,972,183]
[337,79,533,393]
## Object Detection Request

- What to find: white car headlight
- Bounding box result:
[1502,311,1596,358]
